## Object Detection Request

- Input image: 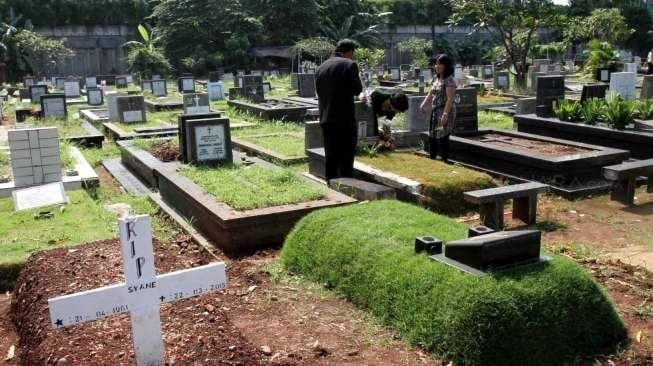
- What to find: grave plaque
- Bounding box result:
[141,80,153,94]
[596,67,612,82]
[178,77,195,93]
[240,76,265,103]
[87,87,104,106]
[64,81,81,98]
[115,76,128,89]
[624,63,637,73]
[48,215,228,366]
[85,76,97,89]
[641,75,653,99]
[151,80,167,97]
[97,75,116,86]
[580,84,608,102]
[29,85,48,104]
[494,71,510,90]
[183,93,211,115]
[406,96,431,132]
[13,182,67,211]
[40,94,67,119]
[609,72,636,100]
[178,112,222,164]
[536,75,565,110]
[297,73,316,98]
[107,92,129,122]
[8,127,61,187]
[454,87,478,133]
[483,65,494,79]
[183,117,233,165]
[116,96,146,123]
[390,67,401,81]
[54,77,66,90]
[207,81,225,101]
[355,101,377,138]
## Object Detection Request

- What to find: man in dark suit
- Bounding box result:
[316,39,363,180]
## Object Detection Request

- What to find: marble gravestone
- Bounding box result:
[8,127,61,187]
[494,71,510,91]
[536,75,565,116]
[178,77,195,93]
[609,72,636,100]
[141,80,153,94]
[354,101,377,138]
[29,85,48,104]
[40,94,67,119]
[106,92,129,122]
[453,87,479,133]
[85,76,98,89]
[390,67,401,81]
[641,75,653,100]
[87,87,104,106]
[454,65,465,85]
[297,73,316,98]
[48,215,228,366]
[13,181,67,211]
[151,80,167,97]
[64,81,81,98]
[596,67,612,83]
[406,96,431,132]
[116,96,147,123]
[207,81,225,101]
[183,93,211,115]
[182,117,233,165]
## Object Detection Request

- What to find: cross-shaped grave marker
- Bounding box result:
[48,215,227,366]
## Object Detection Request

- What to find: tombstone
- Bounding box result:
[54,77,66,90]
[390,67,401,81]
[536,75,565,113]
[106,92,129,122]
[48,215,227,366]
[29,85,48,104]
[152,74,162,80]
[242,84,265,103]
[297,73,316,98]
[580,84,608,103]
[151,79,167,97]
[454,65,465,85]
[355,101,378,138]
[624,63,637,73]
[125,75,134,84]
[86,87,104,106]
[116,96,147,123]
[406,96,431,132]
[539,64,549,74]
[97,75,116,86]
[551,64,562,73]
[482,65,494,80]
[24,76,36,87]
[251,70,263,76]
[64,81,81,98]
[422,68,433,82]
[141,80,153,94]
[115,76,128,89]
[531,72,546,91]
[641,75,653,99]
[494,71,510,91]
[596,67,612,82]
[18,88,29,101]
[181,117,233,165]
[41,94,67,119]
[183,93,211,115]
[207,81,225,101]
[515,97,537,115]
[8,127,61,187]
[262,82,272,94]
[305,120,324,150]
[85,76,97,89]
[609,72,636,100]
[454,87,479,133]
[635,56,642,67]
[178,113,221,163]
[178,77,195,93]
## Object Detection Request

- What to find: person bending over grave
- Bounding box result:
[316,39,363,180]
[360,89,409,134]
[420,54,457,163]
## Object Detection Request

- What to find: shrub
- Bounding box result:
[635,99,653,120]
[281,201,627,366]
[603,92,634,130]
[553,99,583,122]
[581,98,605,126]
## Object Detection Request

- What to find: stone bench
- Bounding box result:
[328,177,396,201]
[603,159,653,205]
[464,182,549,230]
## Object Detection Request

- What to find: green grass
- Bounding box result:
[478,95,514,104]
[0,187,176,290]
[281,201,627,366]
[114,109,179,133]
[478,111,515,130]
[239,133,305,158]
[357,152,497,215]
[0,150,10,180]
[178,163,325,211]
[59,141,75,170]
[80,144,121,168]
[25,116,88,138]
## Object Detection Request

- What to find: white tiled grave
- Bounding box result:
[8,127,61,187]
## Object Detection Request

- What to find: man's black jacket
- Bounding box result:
[316,56,363,126]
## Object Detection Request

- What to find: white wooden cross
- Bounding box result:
[48,215,227,366]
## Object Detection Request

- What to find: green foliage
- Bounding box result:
[280,200,627,366]
[13,29,74,75]
[244,0,320,45]
[290,37,334,61]
[603,92,634,131]
[320,11,391,47]
[621,5,653,56]
[478,111,514,130]
[0,0,151,26]
[396,37,432,68]
[126,47,171,81]
[636,99,653,120]
[583,39,621,76]
[369,0,452,26]
[553,99,583,122]
[581,98,605,126]
[563,8,633,47]
[354,47,385,70]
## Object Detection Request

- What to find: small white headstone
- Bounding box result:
[609,72,636,100]
[195,125,226,161]
[85,77,97,89]
[64,81,80,98]
[13,182,67,211]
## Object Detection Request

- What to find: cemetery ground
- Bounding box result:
[0,75,652,365]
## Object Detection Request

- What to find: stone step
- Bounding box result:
[328,177,395,201]
[102,158,150,196]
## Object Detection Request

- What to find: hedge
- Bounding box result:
[281,201,627,365]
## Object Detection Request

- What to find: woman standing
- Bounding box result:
[419,54,457,162]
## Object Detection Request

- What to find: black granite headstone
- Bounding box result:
[178,77,195,93]
[178,112,223,164]
[580,84,608,102]
[29,85,48,104]
[97,75,116,86]
[40,94,67,119]
[116,96,146,123]
[86,87,104,106]
[453,87,478,133]
[297,73,316,98]
[536,75,565,111]
[151,79,167,97]
[183,117,233,166]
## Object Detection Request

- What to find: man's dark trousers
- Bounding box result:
[322,122,357,180]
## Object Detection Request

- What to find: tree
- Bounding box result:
[13,30,74,76]
[448,0,562,88]
[563,8,632,47]
[354,48,385,70]
[123,24,171,80]
[320,11,392,47]
[621,6,653,56]
[243,0,320,45]
[396,37,432,68]
[583,39,621,75]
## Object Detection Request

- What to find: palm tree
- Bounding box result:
[320,11,392,47]
[122,24,171,81]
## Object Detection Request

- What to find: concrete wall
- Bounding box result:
[35,25,137,76]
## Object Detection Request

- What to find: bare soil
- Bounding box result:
[150,140,181,162]
[474,133,592,156]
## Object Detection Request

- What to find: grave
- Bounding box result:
[530,72,546,91]
[390,67,401,81]
[178,77,196,93]
[29,85,48,104]
[141,80,153,94]
[535,75,565,117]
[207,81,225,101]
[180,117,233,166]
[183,93,211,115]
[422,68,433,81]
[85,76,97,89]
[642,75,653,99]
[107,92,129,122]
[64,81,81,98]
[227,99,310,121]
[624,62,637,73]
[48,215,227,366]
[23,76,35,87]
[603,159,653,205]
[97,75,116,86]
[304,120,323,150]
[8,127,61,187]
[328,177,396,201]
[453,87,479,133]
[596,67,612,82]
[515,97,537,115]
[494,71,510,91]
[86,87,104,106]
[482,65,493,80]
[580,84,608,102]
[609,72,636,100]
[115,76,128,89]
[152,80,167,97]
[12,181,68,211]
[240,75,265,103]
[178,112,224,164]
[405,96,431,132]
[41,94,67,119]
[297,73,316,98]
[54,77,66,90]
[116,96,147,123]
[355,101,378,138]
